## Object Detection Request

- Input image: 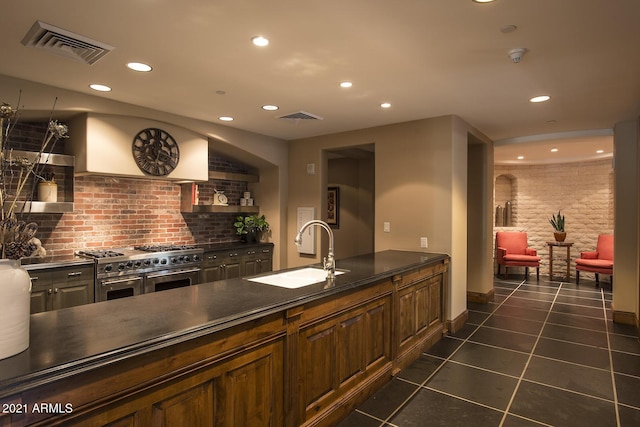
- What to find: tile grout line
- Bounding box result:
[498,281,564,427]
[601,287,621,427]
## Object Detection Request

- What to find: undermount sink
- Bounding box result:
[247,267,347,289]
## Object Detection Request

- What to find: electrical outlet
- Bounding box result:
[420,237,428,248]
[383,222,390,233]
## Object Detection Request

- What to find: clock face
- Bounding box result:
[132,128,180,176]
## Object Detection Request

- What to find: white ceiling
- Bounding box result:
[1,0,638,163]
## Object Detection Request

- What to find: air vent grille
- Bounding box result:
[278,111,324,120]
[21,21,114,65]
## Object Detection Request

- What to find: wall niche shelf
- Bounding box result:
[3,150,75,214]
[180,170,259,213]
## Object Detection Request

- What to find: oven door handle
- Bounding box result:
[146,268,201,280]
[102,277,143,286]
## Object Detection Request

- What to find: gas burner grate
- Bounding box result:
[77,250,124,259]
[134,245,197,252]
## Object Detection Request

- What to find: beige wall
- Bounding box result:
[613,118,639,323]
[288,115,493,323]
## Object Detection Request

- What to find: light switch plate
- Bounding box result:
[383,222,390,233]
[420,237,428,248]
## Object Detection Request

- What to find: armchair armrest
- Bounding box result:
[497,247,507,262]
[580,251,599,259]
[525,247,537,256]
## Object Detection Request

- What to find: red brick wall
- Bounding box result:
[24,176,242,257]
[8,122,251,257]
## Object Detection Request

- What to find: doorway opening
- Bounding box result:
[325,144,375,258]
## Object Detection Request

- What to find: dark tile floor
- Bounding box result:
[337,276,640,427]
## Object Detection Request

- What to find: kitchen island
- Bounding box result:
[0,250,449,427]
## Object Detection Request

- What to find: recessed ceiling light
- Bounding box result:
[500,25,517,34]
[340,81,353,88]
[126,62,152,72]
[517,156,524,160]
[251,36,269,47]
[596,149,604,154]
[89,84,111,92]
[550,148,558,152]
[380,102,391,108]
[262,105,279,111]
[219,116,234,122]
[530,95,551,103]
[473,0,496,3]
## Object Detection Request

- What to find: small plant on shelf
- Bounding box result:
[234,214,269,243]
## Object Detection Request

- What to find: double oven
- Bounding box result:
[78,245,203,302]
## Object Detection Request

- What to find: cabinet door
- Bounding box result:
[299,296,391,420]
[257,253,272,274]
[28,270,53,314]
[53,282,94,310]
[223,260,241,279]
[51,265,95,308]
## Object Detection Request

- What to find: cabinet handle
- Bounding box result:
[54,288,59,294]
[67,271,82,277]
[262,249,270,253]
[48,289,53,294]
[31,276,39,281]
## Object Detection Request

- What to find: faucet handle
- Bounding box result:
[323,256,328,270]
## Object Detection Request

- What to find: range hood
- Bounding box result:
[66,113,208,181]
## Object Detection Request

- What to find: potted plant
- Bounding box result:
[549,210,566,242]
[234,214,269,243]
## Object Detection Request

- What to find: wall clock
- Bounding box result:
[132,128,180,176]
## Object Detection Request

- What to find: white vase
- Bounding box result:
[0,259,32,360]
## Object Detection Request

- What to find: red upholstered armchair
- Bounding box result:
[495,232,541,279]
[575,234,613,286]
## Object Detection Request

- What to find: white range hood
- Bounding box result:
[67,113,208,181]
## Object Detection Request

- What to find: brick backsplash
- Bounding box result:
[7,122,254,257]
[494,159,614,279]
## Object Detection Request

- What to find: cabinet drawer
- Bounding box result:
[51,264,95,285]
[396,262,446,288]
[27,270,53,290]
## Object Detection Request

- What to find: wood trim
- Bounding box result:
[446,310,468,334]
[467,288,495,304]
[611,305,639,327]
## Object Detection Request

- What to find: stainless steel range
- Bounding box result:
[78,245,203,302]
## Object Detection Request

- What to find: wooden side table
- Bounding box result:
[547,241,574,282]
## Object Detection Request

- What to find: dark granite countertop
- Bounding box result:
[0,250,448,398]
[20,255,95,270]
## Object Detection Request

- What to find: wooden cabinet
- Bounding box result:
[201,250,242,283]
[201,244,273,283]
[393,261,447,373]
[28,264,95,313]
[241,246,273,276]
[68,339,284,427]
[7,256,448,427]
[298,294,391,423]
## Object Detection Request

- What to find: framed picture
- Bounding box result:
[327,187,340,227]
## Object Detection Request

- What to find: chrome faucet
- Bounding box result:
[294,220,335,279]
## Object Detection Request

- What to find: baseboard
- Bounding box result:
[467,288,495,304]
[611,306,639,327]
[446,310,468,334]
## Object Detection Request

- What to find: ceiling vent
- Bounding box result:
[21,21,114,65]
[278,111,324,121]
